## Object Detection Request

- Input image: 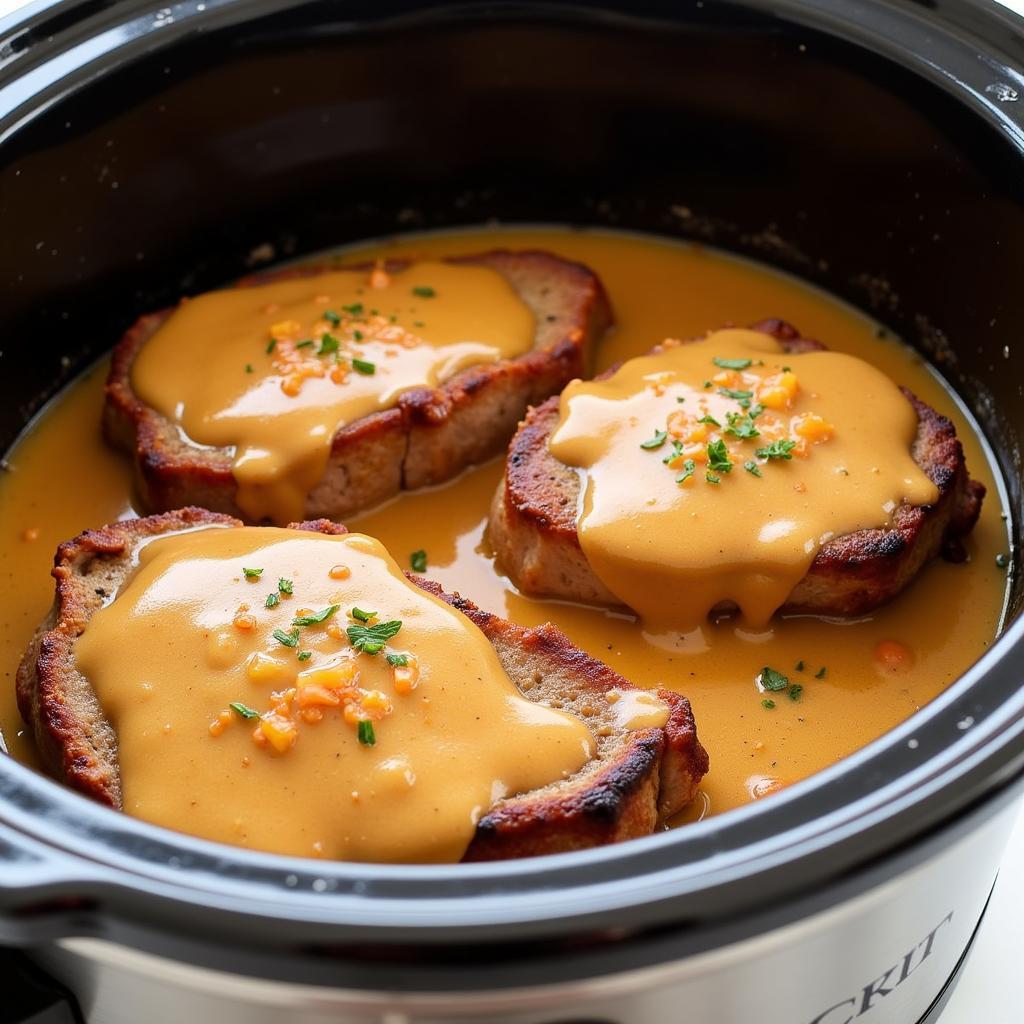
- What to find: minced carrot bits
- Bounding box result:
[392,657,420,695]
[258,712,298,754]
[369,262,391,289]
[208,709,232,737]
[792,412,834,444]
[329,564,351,580]
[233,605,256,631]
[757,370,799,410]
[875,639,914,672]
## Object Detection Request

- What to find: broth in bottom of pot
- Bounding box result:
[0,226,1010,836]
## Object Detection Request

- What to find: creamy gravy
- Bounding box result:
[550,330,938,629]
[0,227,1009,828]
[74,527,594,862]
[133,261,534,525]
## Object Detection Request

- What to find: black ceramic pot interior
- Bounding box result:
[0,0,1023,958]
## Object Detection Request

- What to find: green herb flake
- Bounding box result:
[412,285,436,298]
[351,606,376,623]
[703,380,712,389]
[292,605,340,627]
[297,650,312,662]
[229,701,260,720]
[676,458,697,485]
[755,439,798,461]
[296,339,314,349]
[278,577,293,595]
[640,429,668,450]
[706,439,733,473]
[718,386,754,409]
[245,363,254,374]
[725,412,760,440]
[266,338,278,354]
[242,567,264,580]
[273,627,300,648]
[348,620,403,653]
[712,356,753,370]
[386,652,410,667]
[697,413,721,427]
[265,592,280,609]
[706,471,721,484]
[663,439,685,465]
[815,666,827,679]
[352,357,376,375]
[676,396,686,404]
[323,310,341,326]
[760,666,790,691]
[795,659,805,672]
[762,698,777,710]
[318,332,340,356]
[342,302,364,316]
[788,683,804,701]
[357,720,376,746]
[353,329,364,341]
[743,460,762,477]
[410,549,428,573]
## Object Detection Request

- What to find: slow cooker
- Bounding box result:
[1,1,1023,1021]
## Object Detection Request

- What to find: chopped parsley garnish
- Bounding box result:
[725,412,760,440]
[795,659,805,672]
[353,329,364,341]
[749,402,765,419]
[697,413,721,427]
[676,458,697,485]
[386,652,410,667]
[342,302,364,316]
[706,472,721,484]
[292,604,340,627]
[323,310,341,326]
[245,363,254,374]
[760,666,790,691]
[703,380,712,388]
[351,606,376,623]
[412,285,436,298]
[273,627,300,648]
[782,365,792,372]
[718,386,754,409]
[297,651,312,662]
[278,577,293,595]
[348,619,403,654]
[640,429,668,450]
[815,666,827,679]
[318,332,340,355]
[357,720,376,746]
[410,549,428,573]
[676,396,686,404]
[296,339,314,349]
[706,439,733,473]
[266,338,277,354]
[242,567,263,580]
[788,683,804,701]
[713,356,753,370]
[663,440,685,465]
[352,357,376,375]
[743,460,762,477]
[265,592,280,609]
[755,439,797,461]
[762,698,776,710]
[229,702,260,720]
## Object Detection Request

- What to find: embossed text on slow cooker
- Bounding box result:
[807,912,953,1024]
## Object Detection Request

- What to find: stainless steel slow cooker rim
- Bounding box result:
[0,0,1021,956]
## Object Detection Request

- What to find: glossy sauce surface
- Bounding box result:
[133,262,534,524]
[551,330,937,629]
[74,527,594,861]
[0,228,1009,824]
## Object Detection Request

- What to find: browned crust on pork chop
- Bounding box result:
[17,513,707,860]
[489,319,985,618]
[104,251,612,522]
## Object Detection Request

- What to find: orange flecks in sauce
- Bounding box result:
[875,638,915,672]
